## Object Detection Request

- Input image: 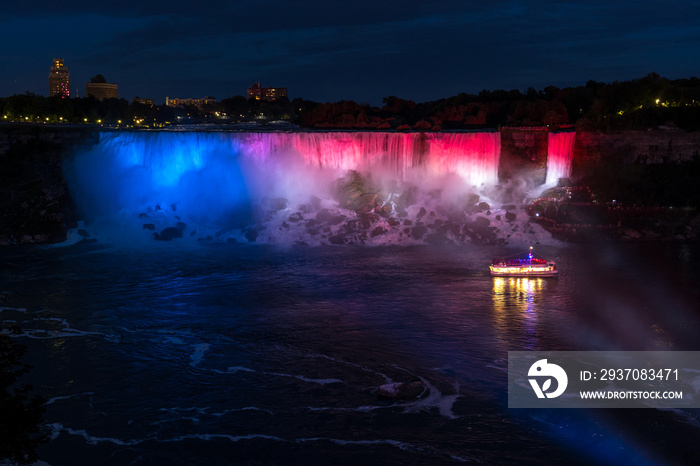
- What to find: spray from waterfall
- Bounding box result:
[61,130,566,246]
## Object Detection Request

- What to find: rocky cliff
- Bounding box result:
[0,125,98,244]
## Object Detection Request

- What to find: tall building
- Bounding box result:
[49,58,70,98]
[85,74,118,101]
[247,82,287,101]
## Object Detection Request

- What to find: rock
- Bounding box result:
[377,381,425,400]
[417,207,427,218]
[411,225,428,239]
[310,195,322,210]
[396,186,418,210]
[154,227,183,241]
[371,226,386,237]
[77,229,91,237]
[403,219,413,226]
[142,224,155,231]
[425,232,448,245]
[474,216,490,229]
[623,228,642,239]
[335,170,375,212]
[316,209,332,222]
[478,201,490,211]
[266,197,288,211]
[328,215,346,225]
[245,228,259,242]
[505,211,517,222]
[289,212,303,222]
[357,213,376,230]
[175,222,187,232]
[351,193,378,213]
[328,234,346,245]
[388,218,401,227]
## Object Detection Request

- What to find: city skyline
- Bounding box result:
[2,1,700,105]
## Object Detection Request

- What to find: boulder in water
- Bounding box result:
[328,234,346,245]
[154,226,183,241]
[245,228,259,242]
[316,209,332,223]
[289,212,303,223]
[411,225,428,239]
[265,197,288,211]
[377,381,425,400]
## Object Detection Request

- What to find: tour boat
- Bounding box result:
[489,247,558,277]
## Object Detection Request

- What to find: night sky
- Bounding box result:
[2,1,700,105]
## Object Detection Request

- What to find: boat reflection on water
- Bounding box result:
[492,276,545,349]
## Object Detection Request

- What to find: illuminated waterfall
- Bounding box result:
[66,131,502,233]
[234,131,501,185]
[545,131,576,186]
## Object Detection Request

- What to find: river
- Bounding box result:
[2,241,700,465]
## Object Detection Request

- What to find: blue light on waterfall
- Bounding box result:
[65,132,251,227]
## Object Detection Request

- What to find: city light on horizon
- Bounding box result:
[2,2,700,105]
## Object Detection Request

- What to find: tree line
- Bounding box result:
[3,73,700,130]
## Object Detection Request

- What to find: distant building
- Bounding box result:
[247,82,287,101]
[132,97,155,106]
[165,96,217,109]
[86,75,118,101]
[49,58,70,98]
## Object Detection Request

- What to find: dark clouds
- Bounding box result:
[2,1,700,104]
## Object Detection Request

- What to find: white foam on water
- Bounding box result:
[189,343,210,367]
[48,423,145,446]
[47,392,95,405]
[0,307,28,313]
[310,353,393,383]
[267,372,344,385]
[212,364,343,385]
[2,311,104,340]
[163,433,286,443]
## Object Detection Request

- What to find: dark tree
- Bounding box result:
[0,332,47,465]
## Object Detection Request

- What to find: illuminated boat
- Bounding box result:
[489,247,558,277]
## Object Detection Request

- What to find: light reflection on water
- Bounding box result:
[492,277,545,351]
[2,242,700,465]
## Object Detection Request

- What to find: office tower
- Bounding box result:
[49,58,71,98]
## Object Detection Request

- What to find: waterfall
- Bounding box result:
[64,131,502,238]
[545,131,576,186]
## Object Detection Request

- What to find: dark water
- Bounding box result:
[2,242,700,465]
